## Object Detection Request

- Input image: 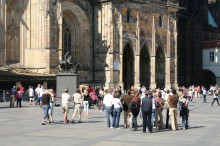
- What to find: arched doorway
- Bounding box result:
[140,45,150,88]
[123,44,134,90]
[156,47,165,88]
[202,70,216,88]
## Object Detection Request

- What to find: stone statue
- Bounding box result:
[57,51,82,73]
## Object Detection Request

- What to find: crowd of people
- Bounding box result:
[7,83,220,131]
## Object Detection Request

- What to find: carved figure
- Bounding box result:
[57,51,82,73]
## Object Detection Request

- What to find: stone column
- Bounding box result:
[118,10,124,90]
[150,56,156,89]
[105,3,114,89]
[150,13,156,88]
[165,57,171,89]
[58,1,62,60]
[134,55,140,89]
[134,11,140,89]
[173,19,178,88]
[165,16,171,89]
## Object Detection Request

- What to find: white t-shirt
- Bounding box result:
[103,93,114,107]
[28,88,34,97]
[62,93,71,104]
[112,98,122,108]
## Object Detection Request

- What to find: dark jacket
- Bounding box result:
[141,96,152,112]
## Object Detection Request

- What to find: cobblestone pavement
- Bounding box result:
[0,95,220,146]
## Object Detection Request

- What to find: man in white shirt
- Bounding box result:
[103,89,114,128]
[27,86,34,105]
[71,88,83,123]
[62,88,71,124]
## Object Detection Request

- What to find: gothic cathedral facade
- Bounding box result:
[0,0,179,90]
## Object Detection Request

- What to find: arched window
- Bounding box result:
[62,18,71,59]
[127,9,131,23]
[159,15,163,27]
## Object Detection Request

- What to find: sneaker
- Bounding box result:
[116,127,121,129]
[110,126,114,129]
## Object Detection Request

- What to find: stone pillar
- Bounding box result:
[119,53,123,90]
[118,10,124,90]
[173,19,178,88]
[134,55,140,89]
[165,57,171,89]
[150,13,156,89]
[134,11,140,89]
[150,56,156,89]
[165,16,171,89]
[105,3,114,89]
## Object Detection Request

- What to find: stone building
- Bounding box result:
[0,0,179,90]
[177,0,220,87]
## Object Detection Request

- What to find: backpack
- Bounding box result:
[129,101,138,111]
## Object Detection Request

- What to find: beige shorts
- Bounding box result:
[62,103,69,113]
[73,104,82,115]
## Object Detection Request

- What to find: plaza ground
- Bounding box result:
[0,95,220,146]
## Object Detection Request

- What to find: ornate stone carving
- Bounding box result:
[122,32,137,50]
[7,18,19,37]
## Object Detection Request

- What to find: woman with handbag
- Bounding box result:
[112,91,123,129]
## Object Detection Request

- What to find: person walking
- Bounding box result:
[71,88,83,123]
[103,89,114,128]
[202,87,207,103]
[168,89,179,131]
[62,88,71,124]
[35,84,41,105]
[27,86,34,105]
[112,91,123,129]
[179,93,190,130]
[48,88,55,123]
[41,90,51,125]
[141,91,153,133]
[9,86,17,108]
[211,89,220,106]
[16,87,23,107]
[130,91,141,131]
[82,88,90,119]
[121,89,133,128]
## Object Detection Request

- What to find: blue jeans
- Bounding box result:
[203,94,206,103]
[42,105,49,119]
[112,108,121,128]
[182,114,188,129]
[151,109,156,127]
[83,101,89,112]
[132,116,137,129]
[105,106,112,127]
